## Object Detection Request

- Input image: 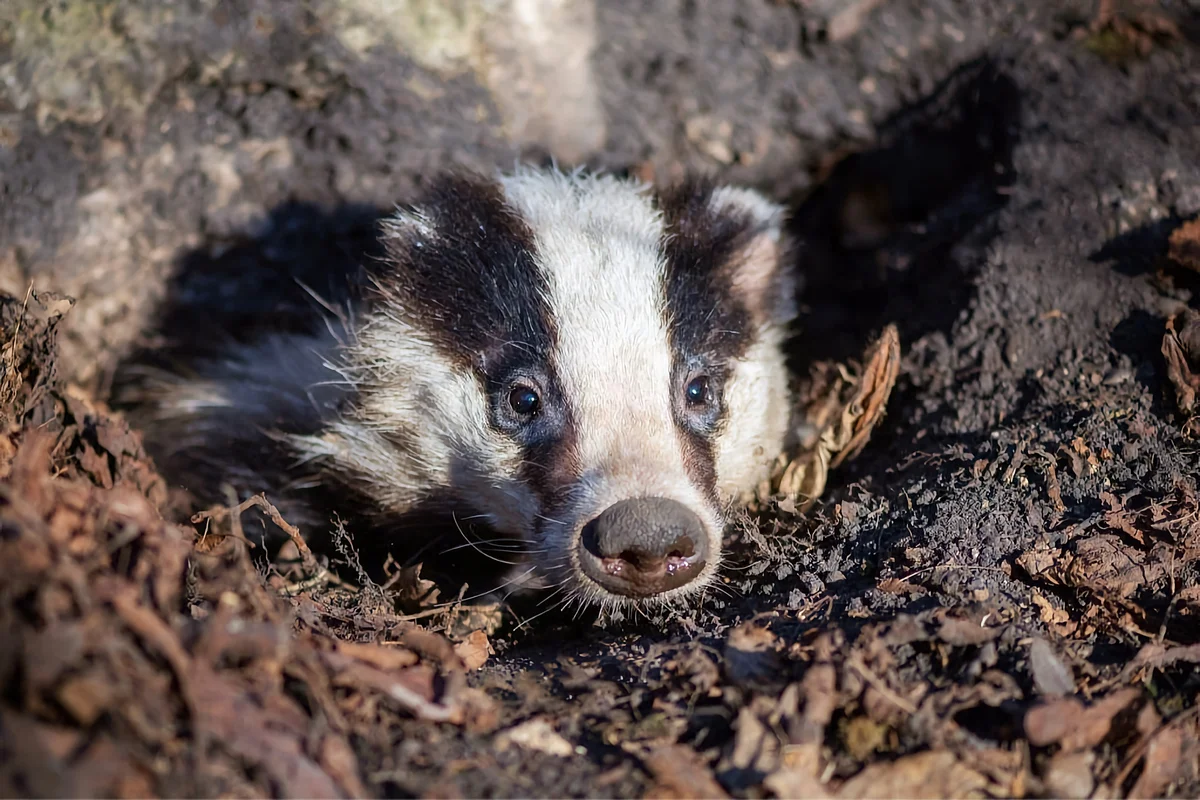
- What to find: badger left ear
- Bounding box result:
[709,187,799,330]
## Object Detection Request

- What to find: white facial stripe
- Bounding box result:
[714,329,793,501]
[290,308,540,533]
[498,170,720,534]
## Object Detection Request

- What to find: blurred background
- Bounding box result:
[1,0,1058,390]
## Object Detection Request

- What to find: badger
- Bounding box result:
[124,167,799,612]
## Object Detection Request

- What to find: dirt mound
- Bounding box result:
[0,294,495,797]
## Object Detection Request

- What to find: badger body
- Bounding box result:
[128,168,798,611]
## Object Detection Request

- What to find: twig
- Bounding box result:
[899,563,1007,583]
[1118,642,1200,684]
[192,493,324,578]
[11,281,33,344]
[846,653,917,714]
[278,572,333,597]
[1111,705,1200,791]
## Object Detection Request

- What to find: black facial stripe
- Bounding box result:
[656,179,759,362]
[520,416,582,522]
[670,359,723,505]
[372,172,581,515]
[656,180,764,503]
[676,426,721,506]
[375,173,556,371]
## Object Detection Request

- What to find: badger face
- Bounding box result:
[290,168,797,610]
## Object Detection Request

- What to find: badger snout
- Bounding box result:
[578,497,710,598]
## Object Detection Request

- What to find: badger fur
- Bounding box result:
[124,167,798,612]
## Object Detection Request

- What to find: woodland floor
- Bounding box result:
[2,1,1200,798]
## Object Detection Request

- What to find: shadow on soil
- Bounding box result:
[786,57,1021,371]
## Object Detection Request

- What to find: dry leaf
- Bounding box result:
[1043,750,1094,799]
[453,629,492,671]
[334,639,419,671]
[878,577,927,596]
[394,562,440,611]
[836,750,989,799]
[766,324,901,510]
[1168,217,1200,273]
[765,767,831,799]
[1024,689,1140,751]
[1163,309,1200,432]
[1029,638,1075,697]
[724,623,781,684]
[642,744,729,800]
[495,717,574,757]
[1128,725,1185,799]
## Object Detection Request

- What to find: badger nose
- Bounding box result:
[578,497,709,598]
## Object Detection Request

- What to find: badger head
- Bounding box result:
[292,168,798,611]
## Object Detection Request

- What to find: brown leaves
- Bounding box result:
[1169,217,1200,274]
[0,288,73,429]
[0,386,496,797]
[837,750,989,799]
[746,607,1194,799]
[1016,484,1199,641]
[1128,723,1186,799]
[1023,688,1200,798]
[766,324,901,510]
[1081,0,1183,64]
[724,621,783,684]
[190,664,347,799]
[1163,308,1200,434]
[453,629,493,670]
[0,428,356,797]
[740,615,1029,798]
[767,751,993,800]
[1162,217,1200,429]
[1025,689,1141,751]
[642,744,730,799]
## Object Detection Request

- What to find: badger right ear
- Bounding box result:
[658,180,799,332]
[707,187,798,330]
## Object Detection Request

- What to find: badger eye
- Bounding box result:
[684,375,711,406]
[509,385,540,416]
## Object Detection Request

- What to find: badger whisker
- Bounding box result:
[438,539,546,556]
[533,583,570,608]
[513,586,577,631]
[449,512,525,566]
[431,565,539,609]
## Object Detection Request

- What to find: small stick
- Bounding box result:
[1111,704,1199,791]
[192,493,323,576]
[898,563,1006,583]
[847,653,918,714]
[278,572,333,597]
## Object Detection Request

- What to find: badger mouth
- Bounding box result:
[569,496,715,602]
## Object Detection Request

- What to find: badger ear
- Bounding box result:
[708,187,798,329]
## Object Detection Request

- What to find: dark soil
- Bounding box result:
[3,1,1200,797]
